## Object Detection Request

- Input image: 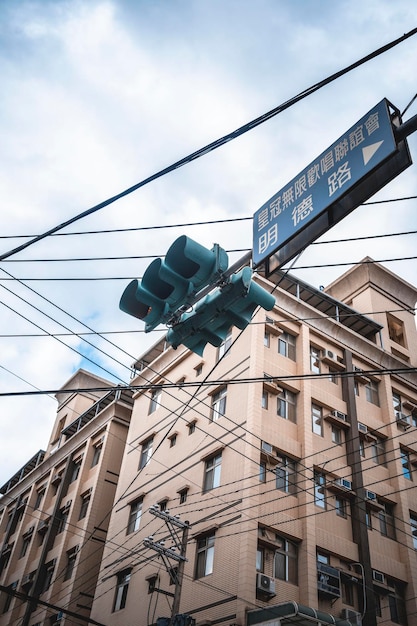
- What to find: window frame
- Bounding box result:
[277,389,296,423]
[217,329,232,359]
[113,569,131,612]
[275,455,297,495]
[314,472,326,509]
[127,499,143,535]
[211,387,227,422]
[312,403,323,437]
[310,345,321,374]
[195,532,215,579]
[203,453,222,492]
[365,379,380,406]
[278,332,296,361]
[148,387,162,415]
[139,438,153,469]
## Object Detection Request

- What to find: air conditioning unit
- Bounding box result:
[256,573,276,596]
[358,422,368,434]
[340,608,362,625]
[395,411,410,427]
[261,441,273,454]
[365,490,377,502]
[336,478,352,490]
[331,410,347,422]
[322,349,337,361]
[372,570,385,584]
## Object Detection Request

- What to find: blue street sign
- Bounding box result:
[253,99,398,266]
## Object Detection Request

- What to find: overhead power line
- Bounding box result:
[1,367,416,397]
[0,197,415,241]
[0,28,416,262]
[3,255,415,280]
[0,231,415,263]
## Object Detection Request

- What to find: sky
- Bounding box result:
[0,0,416,487]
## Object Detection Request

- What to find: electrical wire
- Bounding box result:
[1,28,416,263]
[0,197,414,240]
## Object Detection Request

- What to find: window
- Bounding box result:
[217,329,232,359]
[195,364,203,377]
[365,380,379,406]
[342,577,355,606]
[195,532,215,578]
[278,332,296,360]
[127,499,143,534]
[310,346,321,374]
[69,458,82,483]
[57,506,70,534]
[328,368,338,384]
[335,496,347,518]
[79,491,91,520]
[312,404,323,436]
[256,547,264,571]
[262,389,268,409]
[392,391,402,413]
[34,487,46,510]
[387,579,407,625]
[139,438,153,469]
[259,462,266,483]
[275,455,297,495]
[410,514,417,549]
[113,569,131,611]
[379,503,396,540]
[159,500,168,512]
[43,559,56,592]
[331,426,342,444]
[19,532,32,559]
[179,489,188,504]
[277,389,296,423]
[354,380,360,396]
[273,535,298,584]
[148,387,162,414]
[203,453,222,492]
[370,436,386,466]
[400,448,412,480]
[264,330,270,347]
[211,387,227,421]
[387,313,406,347]
[314,472,326,508]
[169,434,177,448]
[91,441,103,467]
[187,421,196,435]
[64,547,78,580]
[257,528,298,585]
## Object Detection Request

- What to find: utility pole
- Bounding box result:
[145,505,191,625]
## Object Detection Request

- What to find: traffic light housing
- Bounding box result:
[166,267,275,356]
[119,235,228,332]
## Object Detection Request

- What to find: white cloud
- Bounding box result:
[0,0,416,485]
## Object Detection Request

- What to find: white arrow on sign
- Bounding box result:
[362,140,384,166]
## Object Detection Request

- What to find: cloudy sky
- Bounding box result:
[0,0,416,486]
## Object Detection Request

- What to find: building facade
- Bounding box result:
[1,259,416,626]
[0,370,133,626]
[89,259,417,626]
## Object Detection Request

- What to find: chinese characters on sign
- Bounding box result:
[253,100,398,265]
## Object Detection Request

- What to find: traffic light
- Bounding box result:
[119,235,229,332]
[166,266,275,356]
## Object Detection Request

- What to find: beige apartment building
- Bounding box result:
[0,370,133,626]
[1,258,416,626]
[88,258,417,626]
